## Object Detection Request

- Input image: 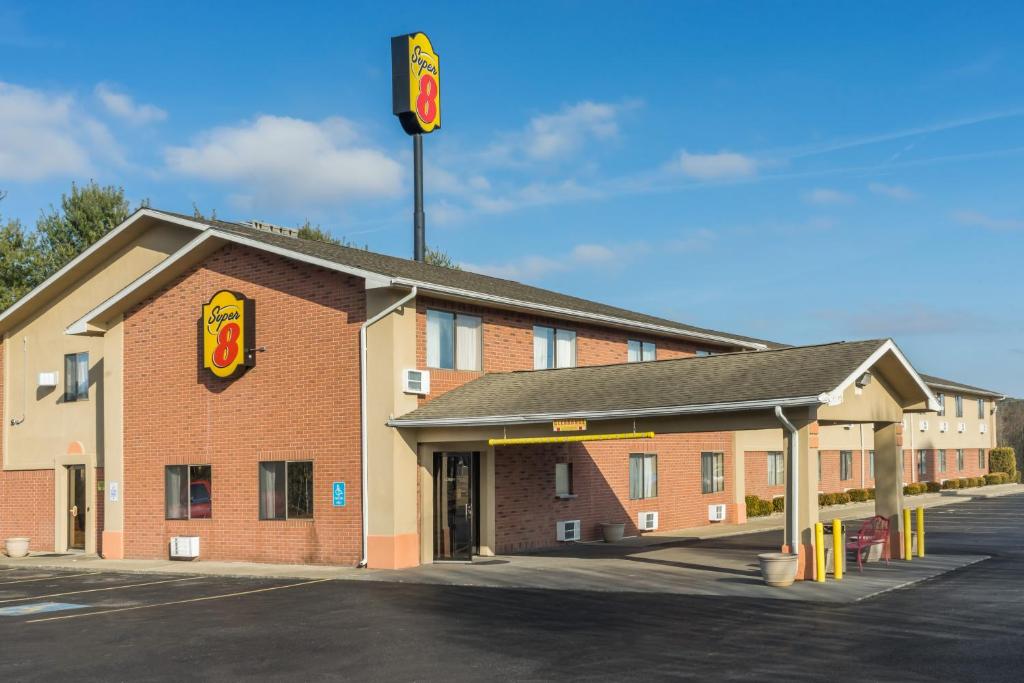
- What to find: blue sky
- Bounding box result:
[2,1,1023,395]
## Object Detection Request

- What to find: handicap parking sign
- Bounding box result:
[332,482,346,507]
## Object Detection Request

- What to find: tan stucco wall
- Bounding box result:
[905,395,996,451]
[3,222,194,472]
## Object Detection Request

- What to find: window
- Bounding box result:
[555,462,573,497]
[955,395,963,418]
[165,465,212,519]
[259,461,313,520]
[767,451,784,486]
[935,393,945,416]
[695,350,711,357]
[869,450,875,479]
[701,452,725,494]
[533,326,576,369]
[917,450,927,478]
[627,340,656,362]
[938,449,947,473]
[979,449,986,469]
[818,453,822,480]
[956,448,964,471]
[978,398,985,419]
[839,451,853,481]
[63,352,89,402]
[426,310,481,371]
[629,453,658,499]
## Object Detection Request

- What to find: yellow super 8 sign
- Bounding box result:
[391,32,440,135]
[202,290,255,379]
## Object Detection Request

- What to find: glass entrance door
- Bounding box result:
[433,452,479,562]
[67,465,86,551]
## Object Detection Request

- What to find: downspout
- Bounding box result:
[774,406,799,555]
[359,285,417,568]
[859,423,865,487]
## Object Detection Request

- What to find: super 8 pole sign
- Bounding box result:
[391,32,440,135]
[202,290,256,379]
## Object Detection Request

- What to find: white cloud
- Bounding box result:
[868,182,915,200]
[164,115,403,209]
[95,83,167,125]
[803,188,854,205]
[464,241,647,281]
[677,150,757,180]
[0,81,121,181]
[668,228,716,252]
[952,210,1024,231]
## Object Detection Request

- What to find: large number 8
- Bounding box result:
[416,73,438,124]
[213,322,241,368]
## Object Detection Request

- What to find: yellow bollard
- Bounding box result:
[814,522,826,583]
[832,518,843,581]
[903,508,913,561]
[917,507,925,557]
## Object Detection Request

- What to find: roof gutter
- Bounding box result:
[924,381,1004,400]
[388,394,827,429]
[359,285,417,568]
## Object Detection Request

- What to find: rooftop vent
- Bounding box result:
[244,220,298,237]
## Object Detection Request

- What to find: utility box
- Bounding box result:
[170,536,200,559]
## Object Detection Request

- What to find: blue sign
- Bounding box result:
[332,481,346,507]
[0,602,86,617]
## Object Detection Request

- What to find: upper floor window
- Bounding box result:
[426,310,481,371]
[954,395,963,418]
[695,350,712,357]
[534,325,576,369]
[977,398,985,419]
[63,352,89,402]
[934,393,945,416]
[627,340,656,363]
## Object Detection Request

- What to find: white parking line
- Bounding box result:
[26,578,333,623]
[0,576,201,604]
[0,572,99,586]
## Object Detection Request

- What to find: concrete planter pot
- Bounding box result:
[757,552,798,587]
[4,537,30,558]
[600,523,626,543]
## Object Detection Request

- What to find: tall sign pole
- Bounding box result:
[391,32,441,262]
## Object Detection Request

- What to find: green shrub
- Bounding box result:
[984,472,1007,485]
[772,496,785,513]
[904,483,926,495]
[745,495,763,517]
[848,488,869,503]
[989,447,1017,479]
[943,479,960,490]
[867,488,876,500]
[834,492,851,505]
[972,477,985,487]
[959,478,973,488]
[926,481,942,493]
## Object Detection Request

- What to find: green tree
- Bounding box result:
[425,245,460,270]
[36,181,130,273]
[296,220,367,249]
[0,210,44,311]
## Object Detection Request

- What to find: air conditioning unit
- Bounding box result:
[957,422,965,433]
[169,536,200,559]
[939,421,949,433]
[402,369,430,395]
[555,520,580,542]
[980,423,987,434]
[919,420,929,432]
[638,511,659,531]
[708,504,727,522]
[37,372,59,387]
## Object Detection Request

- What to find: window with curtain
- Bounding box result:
[979,449,986,469]
[840,451,853,481]
[63,352,89,402]
[533,325,576,369]
[260,461,313,520]
[627,340,656,362]
[767,452,784,486]
[977,399,985,419]
[917,450,927,477]
[955,395,963,418]
[701,452,725,494]
[938,449,947,473]
[869,450,875,479]
[935,393,945,416]
[629,453,657,499]
[165,465,212,519]
[426,310,481,371]
[555,462,573,496]
[956,449,964,471]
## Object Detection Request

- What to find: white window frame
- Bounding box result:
[701,452,725,494]
[627,340,656,363]
[426,309,482,371]
[767,451,784,487]
[955,395,963,418]
[533,325,576,369]
[555,462,573,497]
[629,453,658,500]
[839,451,853,481]
[935,393,945,417]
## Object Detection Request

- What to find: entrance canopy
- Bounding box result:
[390,339,939,429]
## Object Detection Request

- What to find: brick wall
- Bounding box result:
[122,244,364,565]
[743,450,785,500]
[0,469,55,551]
[416,297,723,401]
[914,448,989,482]
[494,432,735,553]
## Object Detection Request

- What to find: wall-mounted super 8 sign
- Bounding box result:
[202,290,255,379]
[391,32,440,135]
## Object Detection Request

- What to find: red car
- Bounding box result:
[190,480,212,519]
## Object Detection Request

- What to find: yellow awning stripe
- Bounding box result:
[488,431,655,446]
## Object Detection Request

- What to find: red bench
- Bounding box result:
[846,515,891,571]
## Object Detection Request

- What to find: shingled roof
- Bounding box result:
[390,339,896,427]
[919,374,1003,399]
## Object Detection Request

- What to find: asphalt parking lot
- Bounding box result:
[3,494,1024,681]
